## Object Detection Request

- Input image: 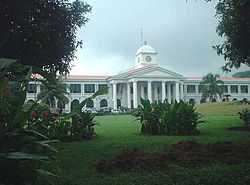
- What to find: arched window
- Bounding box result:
[100,99,108,108]
[86,99,94,108]
[26,99,35,104]
[71,99,80,112]
[189,99,195,105]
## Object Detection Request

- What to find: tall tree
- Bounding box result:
[200,73,224,102]
[0,0,91,75]
[212,0,250,71]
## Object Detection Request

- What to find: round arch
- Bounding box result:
[100,99,108,108]
[26,99,35,104]
[71,99,80,112]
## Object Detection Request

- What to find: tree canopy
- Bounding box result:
[0,0,91,75]
[200,73,224,102]
[212,0,250,71]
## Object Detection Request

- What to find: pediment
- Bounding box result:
[136,70,174,78]
[130,66,183,79]
[109,65,184,80]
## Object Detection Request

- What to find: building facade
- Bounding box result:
[27,43,250,112]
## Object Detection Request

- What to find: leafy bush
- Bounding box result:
[134,99,203,135]
[0,60,57,185]
[70,111,96,140]
[239,109,250,126]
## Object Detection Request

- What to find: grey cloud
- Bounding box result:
[75,0,229,76]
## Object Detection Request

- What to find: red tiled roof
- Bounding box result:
[186,77,250,81]
[66,75,110,80]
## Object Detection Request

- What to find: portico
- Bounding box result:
[109,42,184,109]
[111,80,183,110]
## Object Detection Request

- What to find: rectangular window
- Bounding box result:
[144,87,148,94]
[241,85,248,93]
[27,84,37,93]
[98,84,108,91]
[198,85,204,93]
[187,85,196,94]
[84,84,95,93]
[70,84,81,93]
[230,85,238,93]
[222,85,228,93]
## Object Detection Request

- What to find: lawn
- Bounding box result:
[55,102,250,185]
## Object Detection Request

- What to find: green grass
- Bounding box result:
[55,102,250,185]
[196,101,250,116]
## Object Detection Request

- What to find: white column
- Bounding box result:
[68,100,71,113]
[141,85,145,99]
[37,83,41,94]
[36,83,41,101]
[81,83,85,96]
[167,83,171,103]
[113,83,117,110]
[148,81,152,103]
[127,83,131,109]
[228,85,231,94]
[162,81,166,102]
[195,85,199,95]
[133,81,138,108]
[175,82,180,102]
[154,84,158,101]
[180,83,184,100]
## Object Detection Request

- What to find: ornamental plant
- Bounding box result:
[134,99,203,135]
[0,59,57,185]
[239,109,250,126]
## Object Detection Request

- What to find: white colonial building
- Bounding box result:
[27,43,250,112]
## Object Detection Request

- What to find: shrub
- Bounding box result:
[189,99,195,105]
[71,111,96,140]
[240,98,249,104]
[239,109,250,126]
[0,62,57,185]
[133,99,162,135]
[162,101,203,135]
[200,98,206,104]
[134,99,203,135]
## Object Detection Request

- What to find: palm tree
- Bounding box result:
[37,76,69,112]
[200,73,224,102]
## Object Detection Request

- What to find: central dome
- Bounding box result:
[136,42,157,56]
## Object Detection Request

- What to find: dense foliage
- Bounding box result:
[37,76,69,111]
[25,98,98,142]
[0,0,91,75]
[200,73,224,102]
[134,99,203,135]
[239,109,250,126]
[213,0,250,71]
[0,60,57,185]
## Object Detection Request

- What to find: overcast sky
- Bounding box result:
[70,0,232,77]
